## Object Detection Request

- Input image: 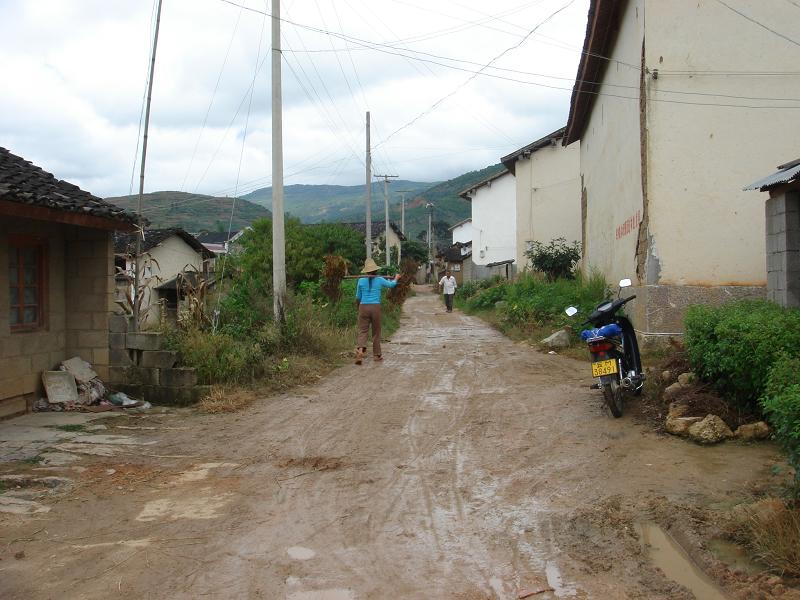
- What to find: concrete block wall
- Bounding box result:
[65,229,114,382]
[0,220,69,417]
[107,317,208,406]
[766,191,800,307]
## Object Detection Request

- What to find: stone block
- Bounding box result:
[140,351,178,369]
[109,333,126,349]
[109,314,129,333]
[126,366,159,386]
[109,347,133,366]
[92,312,108,330]
[67,312,93,330]
[126,332,163,351]
[1,336,22,358]
[142,385,209,407]
[92,347,109,367]
[107,366,127,384]
[0,396,27,419]
[0,377,26,401]
[77,330,107,350]
[159,368,197,388]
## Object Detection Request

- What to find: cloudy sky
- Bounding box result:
[0,0,589,199]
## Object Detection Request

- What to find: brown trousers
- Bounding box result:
[357,303,382,356]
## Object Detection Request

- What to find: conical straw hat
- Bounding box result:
[361,258,380,273]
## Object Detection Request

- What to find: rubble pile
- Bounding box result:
[37,356,150,412]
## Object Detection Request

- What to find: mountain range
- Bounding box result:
[106,163,506,239]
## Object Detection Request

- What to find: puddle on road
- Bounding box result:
[636,522,728,600]
[545,561,577,597]
[708,538,763,577]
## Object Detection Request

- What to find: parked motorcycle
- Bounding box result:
[565,278,644,417]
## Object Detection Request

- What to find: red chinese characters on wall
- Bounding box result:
[616,210,642,240]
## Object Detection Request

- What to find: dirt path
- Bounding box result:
[0,288,786,599]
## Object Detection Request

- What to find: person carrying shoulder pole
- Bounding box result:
[439,269,457,313]
[355,258,400,365]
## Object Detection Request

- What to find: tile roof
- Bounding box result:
[195,230,242,244]
[500,127,567,174]
[114,228,214,258]
[0,147,137,225]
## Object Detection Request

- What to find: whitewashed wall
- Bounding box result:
[468,172,517,266]
[451,221,472,245]
[515,140,581,269]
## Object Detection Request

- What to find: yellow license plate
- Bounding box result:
[591,358,618,377]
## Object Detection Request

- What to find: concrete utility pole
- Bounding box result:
[426,202,434,275]
[397,189,410,264]
[365,112,372,259]
[133,0,163,332]
[271,0,287,323]
[375,174,398,265]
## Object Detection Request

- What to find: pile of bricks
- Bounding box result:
[107,314,210,406]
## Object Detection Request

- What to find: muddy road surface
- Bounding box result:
[0,288,785,599]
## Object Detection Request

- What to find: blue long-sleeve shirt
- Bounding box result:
[356,276,397,304]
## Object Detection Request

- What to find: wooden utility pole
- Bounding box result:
[374,174,398,265]
[365,112,372,259]
[133,0,163,332]
[271,0,287,323]
[426,202,434,279]
[397,189,410,264]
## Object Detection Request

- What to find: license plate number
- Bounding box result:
[591,358,618,377]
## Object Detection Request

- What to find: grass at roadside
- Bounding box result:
[453,272,608,361]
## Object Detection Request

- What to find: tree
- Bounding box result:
[524,237,581,280]
[402,239,428,263]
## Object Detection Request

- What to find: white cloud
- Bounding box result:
[0,0,589,197]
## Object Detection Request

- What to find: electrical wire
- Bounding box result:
[713,0,800,48]
[128,0,160,195]
[374,0,577,148]
[179,3,245,192]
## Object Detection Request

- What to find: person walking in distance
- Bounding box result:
[355,258,400,365]
[439,269,457,313]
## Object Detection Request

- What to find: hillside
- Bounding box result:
[106,192,271,233]
[401,163,505,240]
[242,180,431,224]
[105,164,504,240]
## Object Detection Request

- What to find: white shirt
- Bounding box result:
[439,275,457,295]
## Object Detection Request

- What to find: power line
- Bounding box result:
[713,0,800,48]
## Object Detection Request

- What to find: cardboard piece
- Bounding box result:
[42,371,79,404]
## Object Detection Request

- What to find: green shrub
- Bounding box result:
[166,329,266,385]
[760,354,800,491]
[524,237,581,280]
[685,301,800,409]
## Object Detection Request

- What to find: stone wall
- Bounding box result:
[766,190,800,308]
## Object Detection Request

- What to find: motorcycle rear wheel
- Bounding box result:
[602,377,624,418]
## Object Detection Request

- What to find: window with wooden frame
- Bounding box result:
[8,237,47,331]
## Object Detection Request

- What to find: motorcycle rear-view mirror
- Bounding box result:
[619,278,632,288]
[565,306,579,317]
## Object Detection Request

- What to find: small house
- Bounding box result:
[745,159,800,307]
[500,128,581,270]
[459,169,517,279]
[114,228,215,327]
[0,147,136,417]
[341,220,406,261]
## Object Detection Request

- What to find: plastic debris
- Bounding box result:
[109,392,139,407]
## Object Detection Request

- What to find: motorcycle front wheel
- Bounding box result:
[602,375,624,418]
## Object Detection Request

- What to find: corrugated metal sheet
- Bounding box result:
[744,159,800,191]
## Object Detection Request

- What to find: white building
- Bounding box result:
[564,0,800,337]
[449,218,473,245]
[501,128,581,270]
[459,169,516,274]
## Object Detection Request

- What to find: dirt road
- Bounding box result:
[0,288,785,599]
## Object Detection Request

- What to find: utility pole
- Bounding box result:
[397,189,410,264]
[374,174,398,265]
[133,0,163,332]
[365,112,372,259]
[426,202,434,279]
[271,0,287,323]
